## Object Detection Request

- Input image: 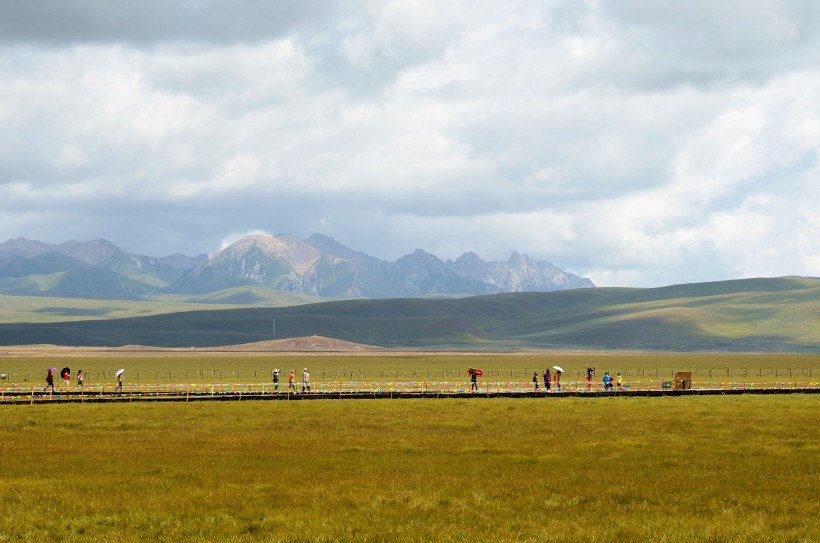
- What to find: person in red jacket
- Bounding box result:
[44,369,56,393]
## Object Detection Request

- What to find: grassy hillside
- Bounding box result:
[0,287,326,324]
[147,286,326,306]
[0,252,163,298]
[0,277,818,352]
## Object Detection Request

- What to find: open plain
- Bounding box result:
[1,394,818,542]
[1,347,819,542]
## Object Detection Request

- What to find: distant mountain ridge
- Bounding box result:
[170,234,594,297]
[0,234,594,300]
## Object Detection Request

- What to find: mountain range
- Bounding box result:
[0,234,593,300]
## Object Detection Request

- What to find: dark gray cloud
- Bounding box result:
[597,0,820,89]
[0,0,342,45]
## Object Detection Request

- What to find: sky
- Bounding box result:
[1,0,819,287]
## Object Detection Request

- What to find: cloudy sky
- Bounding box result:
[1,0,819,287]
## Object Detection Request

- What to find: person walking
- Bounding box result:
[61,367,71,388]
[302,368,311,393]
[554,368,562,390]
[544,368,551,391]
[44,369,56,393]
[288,370,296,392]
[532,371,539,391]
[616,372,623,391]
[115,370,124,393]
[273,369,280,391]
[76,369,84,388]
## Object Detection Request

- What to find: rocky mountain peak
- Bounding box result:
[454,251,482,266]
[507,251,531,267]
[0,237,57,257]
[57,238,122,266]
[218,234,321,275]
[397,249,443,265]
[2,233,595,299]
[307,233,382,272]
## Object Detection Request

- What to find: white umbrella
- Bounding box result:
[115,369,125,377]
[553,366,564,373]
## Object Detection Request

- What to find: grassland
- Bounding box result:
[2,277,819,352]
[0,294,238,323]
[0,288,325,324]
[1,395,818,542]
[2,352,819,395]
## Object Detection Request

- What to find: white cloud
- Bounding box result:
[1,1,819,287]
[168,153,281,197]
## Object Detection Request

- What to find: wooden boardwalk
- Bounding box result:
[2,386,819,405]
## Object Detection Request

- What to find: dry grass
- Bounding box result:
[1,395,818,542]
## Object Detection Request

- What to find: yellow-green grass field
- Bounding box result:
[1,395,818,542]
[0,290,323,324]
[2,353,819,395]
[0,295,237,324]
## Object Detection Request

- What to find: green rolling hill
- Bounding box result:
[0,287,327,324]
[0,277,818,352]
